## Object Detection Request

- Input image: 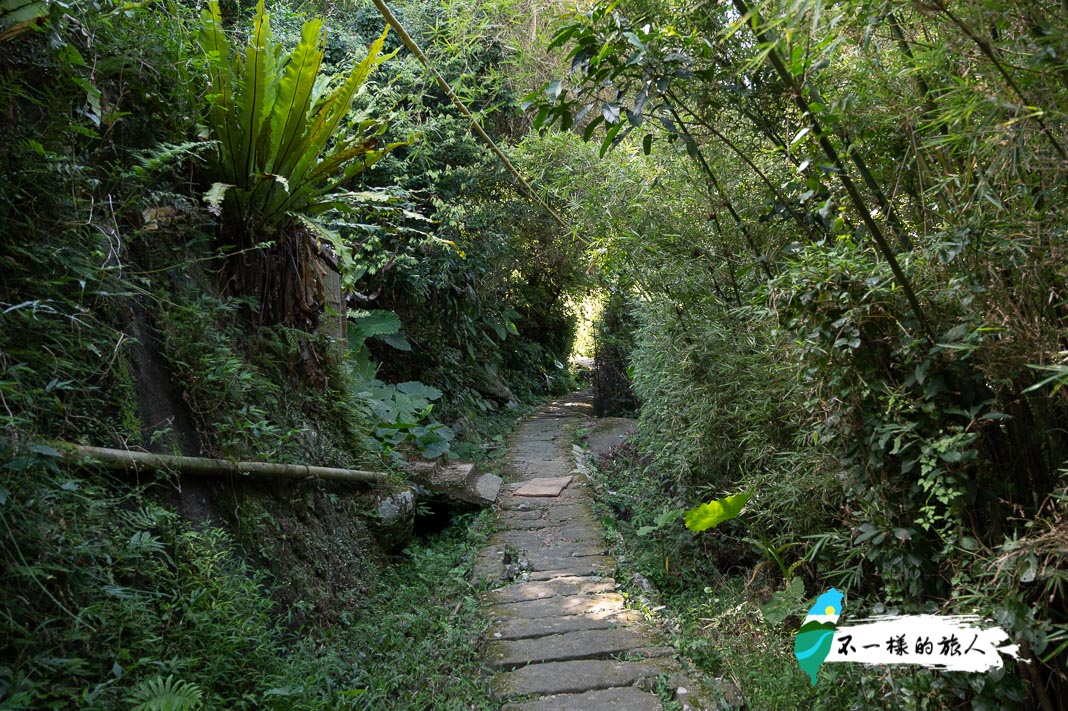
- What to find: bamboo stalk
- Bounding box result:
[665,103,774,281]
[63,444,389,484]
[668,88,824,244]
[732,0,936,344]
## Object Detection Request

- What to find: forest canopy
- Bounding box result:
[1,0,1066,708]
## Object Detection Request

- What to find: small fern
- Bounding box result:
[133,141,213,175]
[126,675,203,711]
[121,503,176,531]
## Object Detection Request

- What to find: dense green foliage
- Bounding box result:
[530,0,1068,706]
[5,0,1068,706]
[2,451,280,707]
[0,444,493,707]
[0,0,575,706]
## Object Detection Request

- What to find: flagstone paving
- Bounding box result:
[474,393,740,711]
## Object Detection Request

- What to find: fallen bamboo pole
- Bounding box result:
[63,444,389,484]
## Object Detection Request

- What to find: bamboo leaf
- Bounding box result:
[602,101,620,124]
[544,79,563,102]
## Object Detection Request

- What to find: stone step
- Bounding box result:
[525,557,615,580]
[500,515,555,529]
[484,576,616,604]
[493,530,605,551]
[490,658,678,699]
[506,459,575,480]
[490,609,644,641]
[513,522,601,540]
[486,627,660,670]
[546,505,594,522]
[474,545,612,585]
[485,593,625,620]
[472,546,506,582]
[513,475,573,497]
[501,686,664,711]
[522,546,610,569]
[503,487,584,507]
[502,508,547,521]
[499,501,593,523]
[483,395,692,711]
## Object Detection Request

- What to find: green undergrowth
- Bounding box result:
[450,401,536,464]
[0,451,280,708]
[265,509,498,710]
[583,441,872,710]
[0,443,497,709]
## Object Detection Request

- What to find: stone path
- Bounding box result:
[473,393,728,711]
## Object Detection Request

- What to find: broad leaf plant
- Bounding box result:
[199,0,402,328]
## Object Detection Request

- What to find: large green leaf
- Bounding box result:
[350,309,402,338]
[759,576,805,625]
[287,28,392,200]
[378,332,411,351]
[235,0,271,186]
[267,17,323,177]
[396,381,442,401]
[683,491,752,533]
[199,2,238,182]
[199,3,397,246]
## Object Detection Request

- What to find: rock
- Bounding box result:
[372,487,415,552]
[405,460,501,507]
[502,686,663,711]
[514,476,573,497]
[486,627,660,670]
[584,417,638,461]
[671,675,746,710]
[491,658,677,699]
[472,472,503,504]
[632,572,657,596]
[475,374,515,404]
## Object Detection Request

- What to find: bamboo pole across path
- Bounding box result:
[62,444,389,484]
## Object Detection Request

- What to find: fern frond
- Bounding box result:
[199,2,399,249]
[267,16,324,177]
[199,1,238,184]
[287,27,392,198]
[235,0,271,185]
[134,141,213,174]
[126,675,203,711]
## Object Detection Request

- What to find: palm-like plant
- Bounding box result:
[199,0,399,328]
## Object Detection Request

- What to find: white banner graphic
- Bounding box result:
[825,614,1022,673]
